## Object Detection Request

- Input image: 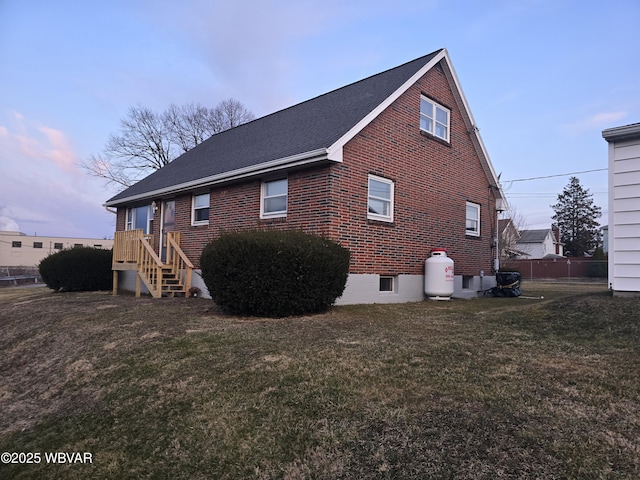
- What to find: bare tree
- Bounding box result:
[164,103,214,153]
[208,98,255,132]
[84,99,254,189]
[498,205,527,267]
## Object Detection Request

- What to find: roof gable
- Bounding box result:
[517,229,552,243]
[106,48,504,206]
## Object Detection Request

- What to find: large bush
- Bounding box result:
[39,247,113,292]
[200,230,350,317]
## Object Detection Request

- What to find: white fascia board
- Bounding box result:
[105,148,331,207]
[603,123,640,142]
[327,50,448,157]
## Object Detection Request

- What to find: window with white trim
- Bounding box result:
[192,193,210,225]
[261,178,287,218]
[126,205,153,234]
[368,175,394,222]
[466,202,480,236]
[379,276,396,292]
[420,96,450,141]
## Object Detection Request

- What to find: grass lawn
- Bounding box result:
[0,281,638,479]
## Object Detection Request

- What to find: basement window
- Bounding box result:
[379,276,395,292]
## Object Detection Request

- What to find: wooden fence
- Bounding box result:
[502,258,607,280]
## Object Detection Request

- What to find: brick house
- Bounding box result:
[106,48,505,303]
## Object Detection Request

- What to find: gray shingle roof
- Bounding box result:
[106,49,443,205]
[517,229,551,243]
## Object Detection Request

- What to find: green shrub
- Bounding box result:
[200,230,350,317]
[39,247,113,292]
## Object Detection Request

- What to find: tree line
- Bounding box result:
[83,99,254,188]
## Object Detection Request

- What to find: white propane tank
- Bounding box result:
[424,248,454,300]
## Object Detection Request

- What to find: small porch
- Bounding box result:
[112,229,193,298]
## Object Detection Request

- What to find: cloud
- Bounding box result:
[0,111,114,237]
[559,111,627,135]
[0,112,80,174]
[37,126,77,173]
[0,206,20,232]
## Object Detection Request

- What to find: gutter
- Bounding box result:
[602,122,640,143]
[105,148,333,207]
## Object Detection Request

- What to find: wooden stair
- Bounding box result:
[112,230,193,298]
[160,267,187,297]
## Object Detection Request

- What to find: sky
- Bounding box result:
[1,0,639,239]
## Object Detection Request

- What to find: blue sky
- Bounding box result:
[1,0,638,238]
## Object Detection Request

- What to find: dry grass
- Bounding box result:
[0,281,638,479]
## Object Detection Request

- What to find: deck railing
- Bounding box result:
[112,229,192,298]
[113,230,154,263]
[137,234,164,298]
[166,231,194,293]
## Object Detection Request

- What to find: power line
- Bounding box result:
[502,168,607,185]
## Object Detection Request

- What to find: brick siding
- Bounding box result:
[116,60,497,276]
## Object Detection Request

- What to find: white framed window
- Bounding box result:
[261,178,287,218]
[379,276,396,293]
[126,205,153,234]
[420,96,450,141]
[368,175,394,222]
[466,202,480,236]
[192,193,210,225]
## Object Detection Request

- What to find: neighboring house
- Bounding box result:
[602,122,640,296]
[600,225,609,254]
[498,218,522,263]
[105,48,506,303]
[515,227,563,259]
[0,231,113,267]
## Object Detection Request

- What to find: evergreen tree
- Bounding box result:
[551,177,602,256]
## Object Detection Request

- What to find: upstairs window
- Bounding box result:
[261,178,288,218]
[368,175,394,222]
[33,242,43,249]
[11,241,21,248]
[192,193,210,225]
[420,96,450,141]
[466,202,480,236]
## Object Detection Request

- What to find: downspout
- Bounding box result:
[492,186,505,273]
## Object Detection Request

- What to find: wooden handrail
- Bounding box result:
[166,231,193,293]
[137,234,163,298]
[113,230,155,263]
[113,229,192,298]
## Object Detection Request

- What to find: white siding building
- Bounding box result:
[603,123,640,296]
[514,228,563,259]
